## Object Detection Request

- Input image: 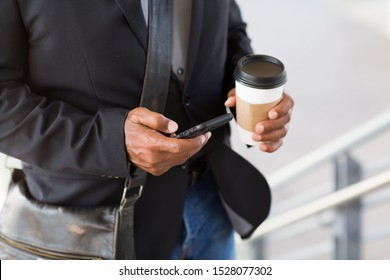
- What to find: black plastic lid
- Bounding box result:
[233,54,287,89]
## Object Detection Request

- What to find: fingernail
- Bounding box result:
[253,134,262,141]
[269,111,278,119]
[200,132,211,144]
[260,143,268,152]
[224,97,232,106]
[256,124,264,134]
[168,121,178,133]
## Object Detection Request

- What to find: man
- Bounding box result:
[0,0,294,259]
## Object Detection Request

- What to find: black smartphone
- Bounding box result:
[175,113,233,139]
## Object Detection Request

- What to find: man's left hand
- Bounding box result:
[225,89,294,152]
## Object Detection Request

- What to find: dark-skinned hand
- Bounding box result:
[124,107,211,176]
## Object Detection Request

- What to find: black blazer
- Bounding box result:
[0,0,270,259]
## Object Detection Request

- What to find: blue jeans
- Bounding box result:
[170,170,235,260]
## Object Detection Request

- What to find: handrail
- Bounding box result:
[240,169,390,241]
[267,109,390,189]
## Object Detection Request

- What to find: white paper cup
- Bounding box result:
[233,54,287,146]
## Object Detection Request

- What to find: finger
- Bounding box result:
[255,112,291,134]
[190,131,212,148]
[259,140,283,153]
[138,132,211,175]
[224,88,236,107]
[129,107,178,134]
[224,96,236,107]
[150,131,211,156]
[253,126,288,142]
[227,88,236,98]
[167,132,212,154]
[268,92,294,120]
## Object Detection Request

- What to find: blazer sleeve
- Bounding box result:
[223,0,254,93]
[0,0,131,178]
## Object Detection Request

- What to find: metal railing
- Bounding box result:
[237,109,390,259]
[267,110,390,189]
[246,169,390,238]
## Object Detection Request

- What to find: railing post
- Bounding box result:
[237,237,265,259]
[334,152,362,259]
[252,238,265,260]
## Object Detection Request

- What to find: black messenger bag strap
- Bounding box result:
[140,0,173,113]
[116,0,173,259]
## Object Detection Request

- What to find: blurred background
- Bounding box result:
[232,0,390,259]
[1,0,390,260]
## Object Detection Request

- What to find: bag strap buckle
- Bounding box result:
[120,168,146,210]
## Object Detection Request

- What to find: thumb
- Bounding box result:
[224,88,236,107]
[128,107,178,134]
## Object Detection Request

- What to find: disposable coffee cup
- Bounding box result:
[233,54,287,146]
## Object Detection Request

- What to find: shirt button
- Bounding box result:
[177,68,184,76]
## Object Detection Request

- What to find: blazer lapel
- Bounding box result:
[113,0,148,50]
[184,0,204,88]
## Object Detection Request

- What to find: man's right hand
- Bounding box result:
[124,107,211,176]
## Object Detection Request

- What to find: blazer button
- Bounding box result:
[184,94,190,106]
[176,68,184,76]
